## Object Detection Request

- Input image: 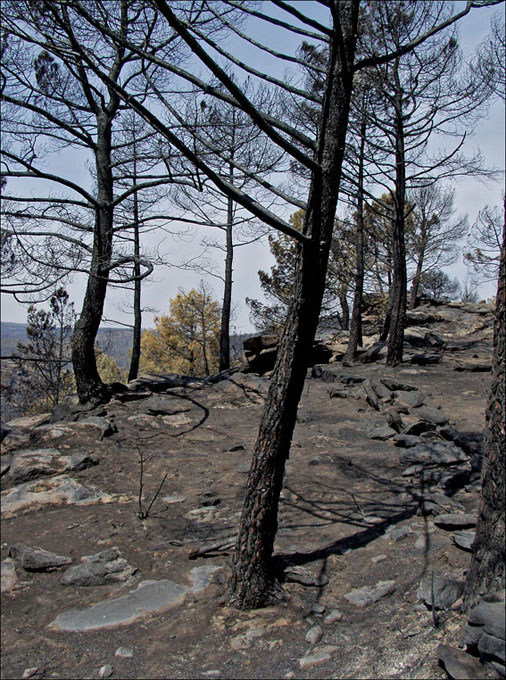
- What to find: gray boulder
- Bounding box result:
[393,434,423,448]
[399,442,468,467]
[401,420,436,436]
[362,380,381,411]
[61,548,136,586]
[418,574,464,609]
[369,426,396,441]
[437,644,485,680]
[412,406,449,426]
[394,389,426,408]
[451,531,475,552]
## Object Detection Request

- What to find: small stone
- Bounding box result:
[371,555,387,564]
[22,668,39,679]
[311,603,326,615]
[323,609,342,624]
[115,647,134,658]
[201,672,221,679]
[98,664,113,678]
[305,624,323,645]
[414,535,428,551]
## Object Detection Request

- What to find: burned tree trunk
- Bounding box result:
[344,111,367,362]
[72,112,114,403]
[464,222,505,608]
[128,156,142,382]
[228,1,359,609]
[386,77,407,367]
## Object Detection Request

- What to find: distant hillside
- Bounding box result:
[1,322,134,370]
[1,322,253,371]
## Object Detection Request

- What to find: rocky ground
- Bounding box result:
[1,301,504,680]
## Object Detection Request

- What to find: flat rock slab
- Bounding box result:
[61,548,136,586]
[8,449,97,484]
[49,565,222,632]
[6,414,51,428]
[344,580,395,608]
[8,544,72,571]
[433,513,477,529]
[1,475,116,518]
[39,418,116,439]
[140,395,191,417]
[454,362,491,372]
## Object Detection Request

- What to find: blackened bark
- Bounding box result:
[72,111,114,403]
[464,222,505,608]
[344,111,366,362]
[229,0,358,609]
[219,192,234,372]
[386,73,407,366]
[128,183,142,382]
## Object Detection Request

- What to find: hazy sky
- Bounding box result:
[1,1,504,332]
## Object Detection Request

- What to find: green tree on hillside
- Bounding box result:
[140,283,221,377]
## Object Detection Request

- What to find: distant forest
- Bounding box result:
[1,322,251,371]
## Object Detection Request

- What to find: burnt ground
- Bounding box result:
[0,302,499,680]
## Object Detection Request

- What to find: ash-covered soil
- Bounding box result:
[0,302,499,680]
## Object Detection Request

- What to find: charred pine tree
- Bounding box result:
[464,221,505,607]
